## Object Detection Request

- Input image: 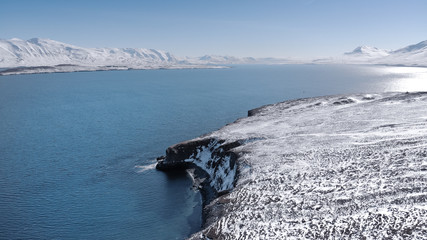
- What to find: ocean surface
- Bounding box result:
[1,64,426,240]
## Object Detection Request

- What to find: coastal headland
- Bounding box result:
[157,92,427,239]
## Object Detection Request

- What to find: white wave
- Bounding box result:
[135,162,157,173]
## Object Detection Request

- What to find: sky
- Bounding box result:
[1,0,427,58]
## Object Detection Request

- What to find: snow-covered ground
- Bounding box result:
[0,38,300,76]
[2,38,426,76]
[0,38,179,68]
[1,38,426,75]
[319,40,427,67]
[182,55,299,65]
[159,92,427,239]
[0,38,226,75]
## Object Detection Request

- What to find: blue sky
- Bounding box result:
[1,0,426,58]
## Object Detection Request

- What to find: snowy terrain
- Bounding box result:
[158,92,427,239]
[319,40,427,67]
[182,55,297,65]
[1,38,426,75]
[0,38,178,67]
[0,38,298,76]
[0,38,223,75]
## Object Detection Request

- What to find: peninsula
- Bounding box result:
[157,92,427,239]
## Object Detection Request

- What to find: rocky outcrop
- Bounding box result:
[158,92,427,239]
[156,138,241,225]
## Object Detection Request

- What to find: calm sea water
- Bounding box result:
[1,64,426,239]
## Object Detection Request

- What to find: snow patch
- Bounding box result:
[185,92,427,239]
[184,140,237,192]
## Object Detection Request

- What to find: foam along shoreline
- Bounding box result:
[157,92,427,239]
[0,64,227,76]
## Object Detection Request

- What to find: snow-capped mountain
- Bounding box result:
[0,38,293,69]
[384,40,427,65]
[184,55,298,65]
[1,37,426,76]
[325,40,427,66]
[0,38,178,68]
[185,55,257,64]
[392,40,427,54]
[0,38,294,75]
[344,46,390,58]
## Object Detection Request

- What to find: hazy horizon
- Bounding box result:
[1,0,427,58]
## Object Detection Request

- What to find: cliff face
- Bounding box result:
[158,92,427,239]
[157,138,241,204]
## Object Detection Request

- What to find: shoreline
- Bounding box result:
[2,63,427,77]
[157,92,427,239]
[0,64,229,76]
[156,138,241,230]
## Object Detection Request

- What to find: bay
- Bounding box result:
[0,64,426,239]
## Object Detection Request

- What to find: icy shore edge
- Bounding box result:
[0,64,227,76]
[157,92,427,239]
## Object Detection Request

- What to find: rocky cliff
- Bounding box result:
[156,138,241,226]
[157,92,427,239]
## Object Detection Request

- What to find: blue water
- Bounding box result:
[0,65,424,239]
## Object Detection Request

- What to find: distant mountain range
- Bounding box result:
[317,40,427,66]
[0,38,295,68]
[0,38,179,68]
[0,38,426,75]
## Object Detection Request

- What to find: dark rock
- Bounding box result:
[156,137,242,230]
[333,98,355,105]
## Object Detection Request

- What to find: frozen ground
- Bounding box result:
[159,92,427,239]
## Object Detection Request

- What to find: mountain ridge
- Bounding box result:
[0,38,178,68]
[344,46,390,58]
[311,40,426,66]
[1,38,426,75]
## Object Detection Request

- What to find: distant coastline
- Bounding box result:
[0,64,227,76]
[2,62,427,77]
[1,38,425,76]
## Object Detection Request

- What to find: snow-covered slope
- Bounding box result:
[158,92,427,239]
[0,38,295,75]
[393,40,427,54]
[324,40,427,66]
[1,37,426,75]
[183,55,298,65]
[0,38,295,71]
[384,40,427,66]
[0,38,179,68]
[185,55,256,65]
[344,46,390,59]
